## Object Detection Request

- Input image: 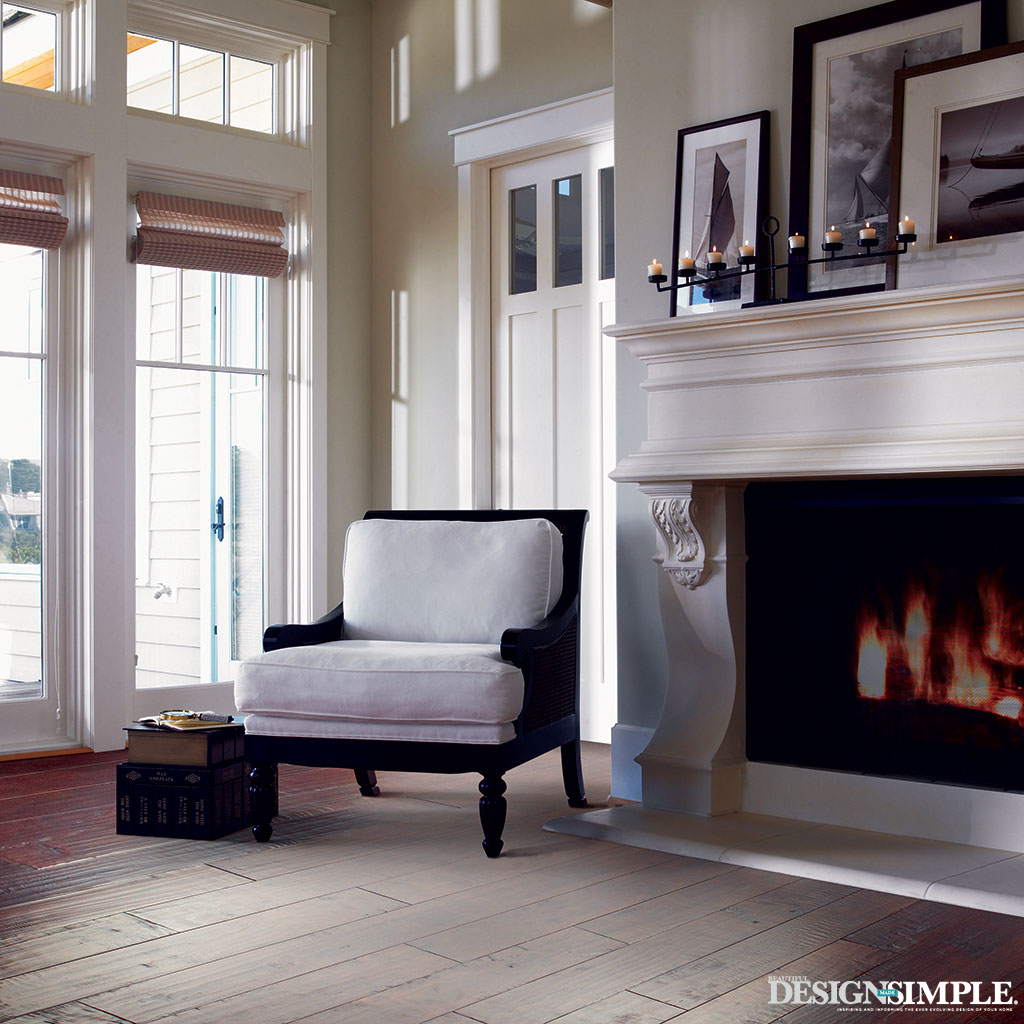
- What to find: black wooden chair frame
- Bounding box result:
[244,508,589,857]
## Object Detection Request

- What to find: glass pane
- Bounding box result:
[599,166,615,280]
[1,5,56,92]
[229,55,273,134]
[135,263,178,361]
[226,375,263,662]
[127,34,173,113]
[179,44,225,124]
[226,275,265,370]
[0,244,43,353]
[135,362,206,688]
[181,269,216,363]
[509,184,537,295]
[553,174,582,287]
[0,356,43,698]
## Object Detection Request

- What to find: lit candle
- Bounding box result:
[899,215,916,235]
[707,246,724,264]
[679,251,695,271]
[647,258,663,276]
[859,222,877,241]
[825,225,842,244]
[788,233,806,250]
[738,240,755,258]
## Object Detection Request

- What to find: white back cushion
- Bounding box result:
[342,518,564,643]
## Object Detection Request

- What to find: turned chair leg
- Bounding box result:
[354,768,380,796]
[478,774,507,858]
[561,738,588,808]
[249,762,277,842]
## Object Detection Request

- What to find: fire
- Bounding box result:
[855,577,1024,723]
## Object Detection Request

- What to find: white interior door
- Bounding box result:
[491,141,616,743]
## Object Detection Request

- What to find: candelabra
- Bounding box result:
[648,215,917,308]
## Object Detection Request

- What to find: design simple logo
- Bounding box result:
[767,976,1017,1009]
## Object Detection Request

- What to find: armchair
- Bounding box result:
[236,509,589,857]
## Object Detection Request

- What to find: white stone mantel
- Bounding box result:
[605,275,1024,851]
[609,275,1024,485]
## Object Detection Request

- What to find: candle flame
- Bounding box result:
[830,225,835,231]
[865,222,871,228]
[712,246,718,253]
[744,240,749,246]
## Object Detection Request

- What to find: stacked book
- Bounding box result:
[116,723,267,840]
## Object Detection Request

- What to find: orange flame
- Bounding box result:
[855,577,1023,724]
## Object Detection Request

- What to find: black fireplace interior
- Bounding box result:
[745,476,1024,792]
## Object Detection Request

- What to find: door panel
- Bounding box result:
[491,141,615,742]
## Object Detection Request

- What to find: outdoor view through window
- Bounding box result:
[0,243,44,701]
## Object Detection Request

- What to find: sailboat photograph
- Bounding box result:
[937,94,1024,242]
[689,140,745,303]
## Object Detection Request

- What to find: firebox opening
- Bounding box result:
[745,477,1024,793]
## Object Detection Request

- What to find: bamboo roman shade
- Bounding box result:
[0,169,69,250]
[134,191,288,278]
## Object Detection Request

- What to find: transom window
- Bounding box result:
[1,3,57,91]
[127,33,275,134]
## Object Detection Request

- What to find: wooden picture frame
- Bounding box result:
[888,40,1024,290]
[787,0,1005,301]
[670,110,770,315]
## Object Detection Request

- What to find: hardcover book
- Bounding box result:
[124,724,245,767]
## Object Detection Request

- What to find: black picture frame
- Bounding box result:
[669,110,770,316]
[888,39,1024,290]
[787,0,1005,301]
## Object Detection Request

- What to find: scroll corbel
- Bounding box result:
[650,494,708,589]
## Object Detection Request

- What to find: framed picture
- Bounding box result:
[670,110,769,315]
[888,40,1024,290]
[787,0,1005,301]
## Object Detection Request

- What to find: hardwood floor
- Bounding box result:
[2,744,1023,1023]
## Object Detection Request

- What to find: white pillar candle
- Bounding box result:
[825,226,842,244]
[738,241,755,258]
[648,258,663,275]
[707,247,724,264]
[859,223,877,241]
[679,252,695,271]
[899,216,916,235]
[788,233,806,250]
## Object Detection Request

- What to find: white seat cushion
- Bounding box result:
[242,714,515,745]
[236,640,525,727]
[342,518,563,643]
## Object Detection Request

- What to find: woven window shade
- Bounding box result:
[134,191,288,278]
[0,169,69,250]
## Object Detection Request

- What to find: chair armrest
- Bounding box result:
[263,602,345,653]
[500,597,578,666]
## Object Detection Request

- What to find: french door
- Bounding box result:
[490,140,616,742]
[135,266,280,716]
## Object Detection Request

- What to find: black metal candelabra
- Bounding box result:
[648,216,917,308]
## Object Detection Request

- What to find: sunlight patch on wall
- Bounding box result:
[391,34,410,125]
[391,289,410,509]
[454,0,500,92]
[573,0,610,22]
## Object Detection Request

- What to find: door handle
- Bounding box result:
[211,496,225,542]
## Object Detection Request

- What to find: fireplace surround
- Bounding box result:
[601,275,1024,854]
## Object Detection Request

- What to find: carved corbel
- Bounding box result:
[650,494,708,589]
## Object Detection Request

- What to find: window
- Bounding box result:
[0,244,44,700]
[135,266,268,687]
[127,33,275,134]
[1,4,57,92]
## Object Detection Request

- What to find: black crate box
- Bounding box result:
[115,760,266,840]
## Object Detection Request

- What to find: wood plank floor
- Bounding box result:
[2,744,1024,1023]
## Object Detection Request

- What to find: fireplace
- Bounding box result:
[746,477,1024,793]
[602,276,1024,851]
